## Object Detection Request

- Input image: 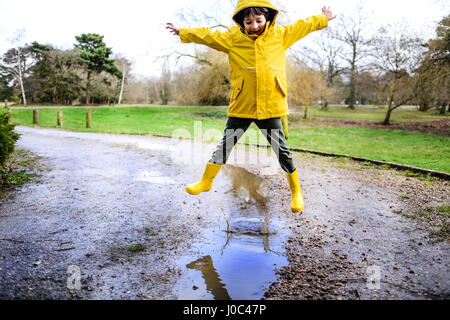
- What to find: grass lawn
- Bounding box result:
[293,105,448,122]
[4,105,450,173]
[288,127,449,172]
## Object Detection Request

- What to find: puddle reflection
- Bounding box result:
[186,256,231,300]
[182,225,287,300]
[176,165,289,300]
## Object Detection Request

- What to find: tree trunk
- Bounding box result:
[383,93,395,125]
[17,49,27,107]
[7,108,12,122]
[348,48,357,110]
[303,106,308,119]
[383,109,393,125]
[118,65,125,105]
[52,86,57,103]
[32,88,37,104]
[418,103,429,112]
[322,100,329,111]
[348,76,355,109]
[85,73,91,105]
[440,103,447,115]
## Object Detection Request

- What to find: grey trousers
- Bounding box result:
[210,117,296,174]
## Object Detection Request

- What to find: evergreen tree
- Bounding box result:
[74,33,122,104]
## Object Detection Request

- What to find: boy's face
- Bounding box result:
[243,13,267,36]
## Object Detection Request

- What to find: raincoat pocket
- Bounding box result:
[275,75,287,97]
[231,76,245,101]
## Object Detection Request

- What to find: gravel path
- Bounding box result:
[0,126,448,300]
[0,127,234,299]
[261,152,449,299]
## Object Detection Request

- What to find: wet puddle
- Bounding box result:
[134,170,176,184]
[174,165,290,300]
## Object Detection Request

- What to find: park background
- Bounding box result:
[0,0,449,174]
[0,0,449,301]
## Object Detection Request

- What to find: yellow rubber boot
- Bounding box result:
[286,169,305,213]
[186,162,222,195]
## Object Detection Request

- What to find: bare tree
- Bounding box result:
[169,49,230,106]
[298,27,344,110]
[118,65,126,105]
[159,60,171,105]
[0,30,28,106]
[416,14,450,114]
[113,55,132,105]
[13,30,27,106]
[332,7,372,109]
[371,23,425,125]
[286,57,331,118]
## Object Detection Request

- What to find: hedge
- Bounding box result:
[0,113,19,170]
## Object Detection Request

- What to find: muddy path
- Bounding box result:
[0,126,449,300]
[0,126,292,300]
[263,152,449,299]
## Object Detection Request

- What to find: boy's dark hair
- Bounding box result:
[234,7,273,28]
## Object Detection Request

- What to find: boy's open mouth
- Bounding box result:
[248,29,263,35]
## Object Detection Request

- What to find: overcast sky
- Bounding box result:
[0,0,448,78]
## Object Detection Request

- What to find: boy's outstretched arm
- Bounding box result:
[282,6,336,49]
[166,22,232,53]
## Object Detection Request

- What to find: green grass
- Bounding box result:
[0,148,43,198]
[288,126,450,172]
[293,105,448,122]
[127,243,146,252]
[7,105,450,173]
[393,205,449,242]
[437,205,450,213]
[414,207,434,217]
[9,106,228,136]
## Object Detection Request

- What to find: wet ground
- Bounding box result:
[0,126,449,300]
[0,126,293,299]
[262,151,450,300]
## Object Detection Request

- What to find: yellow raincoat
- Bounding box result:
[179,0,328,120]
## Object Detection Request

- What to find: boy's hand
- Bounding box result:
[166,23,180,36]
[322,6,336,21]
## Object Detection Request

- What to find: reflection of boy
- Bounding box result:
[166,0,336,213]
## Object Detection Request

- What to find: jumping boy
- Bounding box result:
[166,0,336,213]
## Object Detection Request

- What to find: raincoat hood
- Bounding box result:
[232,0,279,29]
